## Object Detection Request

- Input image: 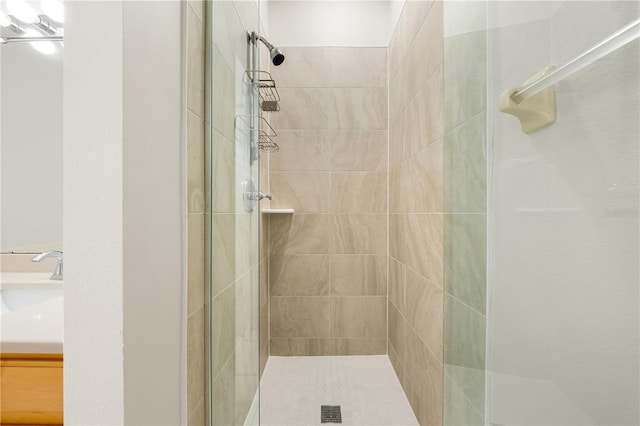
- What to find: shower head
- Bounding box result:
[253,32,286,66]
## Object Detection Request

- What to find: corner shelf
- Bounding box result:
[261,208,294,214]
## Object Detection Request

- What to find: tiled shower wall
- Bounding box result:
[388,1,445,425]
[267,47,389,356]
[186,0,206,424]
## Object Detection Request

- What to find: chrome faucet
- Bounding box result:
[257,192,272,201]
[32,251,63,281]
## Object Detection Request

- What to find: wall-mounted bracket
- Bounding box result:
[499,66,557,134]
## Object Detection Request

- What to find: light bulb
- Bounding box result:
[41,0,63,23]
[6,0,39,24]
[25,29,56,55]
[0,11,12,27]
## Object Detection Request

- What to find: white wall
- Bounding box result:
[266,0,402,46]
[487,1,639,425]
[64,1,184,424]
[1,43,62,252]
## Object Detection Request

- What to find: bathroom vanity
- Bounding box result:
[0,271,64,425]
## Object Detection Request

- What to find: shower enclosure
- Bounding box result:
[206,1,639,425]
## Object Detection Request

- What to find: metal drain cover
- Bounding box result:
[321,405,342,423]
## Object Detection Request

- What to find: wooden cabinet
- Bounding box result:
[0,354,63,425]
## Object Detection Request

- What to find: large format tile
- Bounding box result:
[269,131,330,171]
[271,88,334,130]
[330,296,386,338]
[406,0,443,95]
[212,283,236,378]
[406,140,444,213]
[187,307,205,417]
[444,373,484,426]
[187,5,204,117]
[187,111,205,213]
[330,172,387,213]
[212,46,235,141]
[330,254,386,296]
[330,88,388,130]
[330,130,388,172]
[270,296,330,338]
[404,66,444,159]
[187,214,205,315]
[444,214,487,314]
[270,47,332,88]
[331,214,387,254]
[444,295,486,415]
[212,353,235,426]
[406,326,443,426]
[330,338,386,355]
[388,302,406,364]
[388,256,405,314]
[404,214,444,287]
[270,254,330,296]
[444,111,487,213]
[270,172,330,213]
[330,47,388,88]
[270,338,331,356]
[211,131,235,213]
[406,268,443,362]
[270,214,330,254]
[211,213,235,296]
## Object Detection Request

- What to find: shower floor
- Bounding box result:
[259,355,418,426]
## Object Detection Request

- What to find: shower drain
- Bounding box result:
[321,405,342,423]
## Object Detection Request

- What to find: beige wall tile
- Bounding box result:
[388,302,406,363]
[270,214,330,255]
[270,172,330,213]
[188,214,205,315]
[406,327,443,426]
[388,338,405,386]
[330,48,388,88]
[270,296,330,338]
[188,398,205,426]
[212,1,247,72]
[212,283,236,378]
[212,131,235,213]
[270,47,331,88]
[271,88,334,130]
[188,112,205,213]
[330,131,387,172]
[187,6,204,117]
[330,338,386,355]
[212,354,235,426]
[404,214,443,287]
[406,269,444,362]
[406,140,444,213]
[330,296,386,338]
[212,47,235,141]
[389,214,405,262]
[330,88,388,130]
[389,165,406,214]
[270,255,330,296]
[187,307,205,417]
[388,256,405,314]
[389,113,405,167]
[270,338,331,356]
[331,214,387,254]
[330,172,387,213]
[270,131,331,171]
[405,66,444,158]
[212,214,236,296]
[330,255,386,296]
[406,1,443,97]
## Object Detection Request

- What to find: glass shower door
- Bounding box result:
[209,1,262,424]
[486,2,639,424]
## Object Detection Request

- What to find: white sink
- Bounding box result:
[0,272,64,353]
[0,273,63,315]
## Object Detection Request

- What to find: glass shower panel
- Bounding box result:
[442,2,488,425]
[486,1,639,425]
[209,1,262,425]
